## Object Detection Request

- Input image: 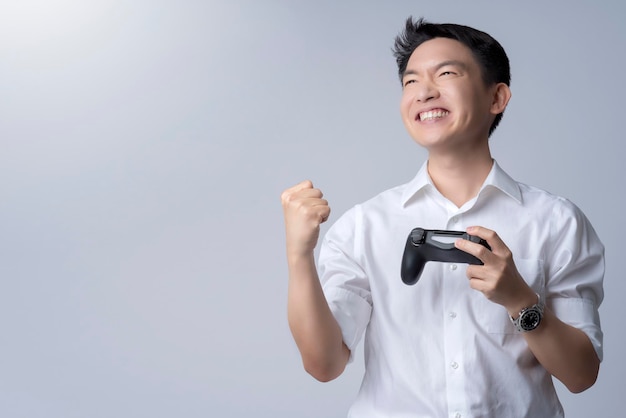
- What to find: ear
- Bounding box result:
[490,83,511,115]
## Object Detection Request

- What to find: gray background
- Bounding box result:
[0,0,623,416]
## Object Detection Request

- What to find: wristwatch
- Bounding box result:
[509,293,544,332]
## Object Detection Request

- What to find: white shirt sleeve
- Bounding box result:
[318,206,372,362]
[546,197,605,361]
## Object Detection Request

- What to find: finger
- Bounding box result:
[281,180,318,204]
[454,237,491,263]
[466,264,486,281]
[292,179,314,191]
[466,226,510,256]
[291,196,329,215]
[281,180,313,198]
[294,188,324,200]
[466,265,503,302]
[298,197,329,209]
[319,205,331,223]
[466,264,491,289]
[285,195,328,217]
[468,275,486,291]
[468,276,495,300]
[465,225,495,241]
[296,200,331,226]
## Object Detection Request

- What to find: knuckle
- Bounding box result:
[301,205,317,220]
[282,190,295,203]
[502,249,513,261]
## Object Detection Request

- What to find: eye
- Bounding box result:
[439,71,456,77]
[403,79,416,87]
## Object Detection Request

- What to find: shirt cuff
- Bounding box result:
[551,297,603,362]
[324,287,372,363]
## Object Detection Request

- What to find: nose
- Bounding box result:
[414,80,439,102]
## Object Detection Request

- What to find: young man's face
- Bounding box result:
[400,37,500,153]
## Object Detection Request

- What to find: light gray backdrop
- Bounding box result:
[0,0,623,416]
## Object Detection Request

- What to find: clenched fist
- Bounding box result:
[281,180,331,258]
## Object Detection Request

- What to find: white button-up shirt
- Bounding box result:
[319,161,604,418]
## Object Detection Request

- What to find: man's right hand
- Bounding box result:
[281,180,331,258]
[281,180,348,382]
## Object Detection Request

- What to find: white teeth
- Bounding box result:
[419,110,449,121]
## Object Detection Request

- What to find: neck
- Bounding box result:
[426,147,493,208]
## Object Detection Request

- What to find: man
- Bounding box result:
[281,17,603,417]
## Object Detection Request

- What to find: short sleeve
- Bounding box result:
[547,199,605,361]
[318,205,372,362]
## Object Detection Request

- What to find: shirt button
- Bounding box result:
[449,264,457,271]
[449,312,457,319]
[451,362,459,370]
[450,216,458,224]
[454,413,462,418]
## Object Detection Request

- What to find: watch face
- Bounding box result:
[520,308,542,331]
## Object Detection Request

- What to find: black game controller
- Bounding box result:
[401,228,492,285]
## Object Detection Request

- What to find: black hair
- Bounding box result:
[393,17,511,136]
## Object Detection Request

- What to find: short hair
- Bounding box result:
[393,17,511,136]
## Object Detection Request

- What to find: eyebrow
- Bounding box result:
[402,60,469,79]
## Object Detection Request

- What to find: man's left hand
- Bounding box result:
[454,226,537,316]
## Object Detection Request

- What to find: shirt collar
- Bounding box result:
[400,161,433,206]
[401,159,522,207]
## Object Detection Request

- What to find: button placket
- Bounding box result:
[441,248,467,418]
[448,213,462,229]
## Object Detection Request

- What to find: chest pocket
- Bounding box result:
[473,258,546,334]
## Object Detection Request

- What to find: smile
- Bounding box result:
[418,109,449,121]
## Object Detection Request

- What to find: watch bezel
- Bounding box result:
[509,293,544,333]
[518,306,542,331]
